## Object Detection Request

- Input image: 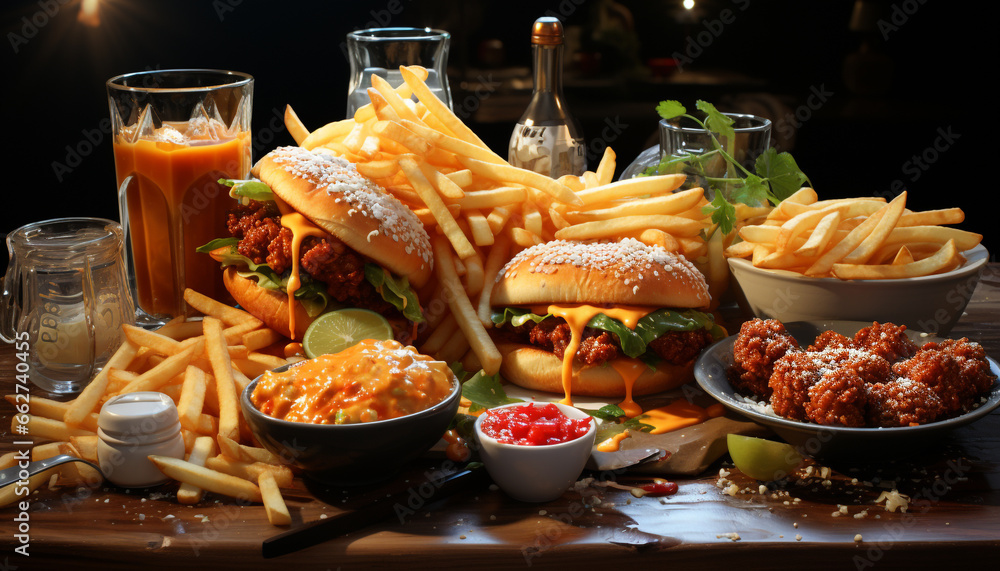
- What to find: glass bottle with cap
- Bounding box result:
[508,16,587,178]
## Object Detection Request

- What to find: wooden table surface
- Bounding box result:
[3,267,1000,569]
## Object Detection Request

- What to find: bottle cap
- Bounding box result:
[531,17,564,46]
[98,391,181,440]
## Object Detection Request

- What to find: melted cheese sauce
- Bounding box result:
[541,304,653,408]
[251,339,454,424]
[276,199,326,339]
[596,430,631,453]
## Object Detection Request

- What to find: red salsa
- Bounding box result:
[481,403,593,446]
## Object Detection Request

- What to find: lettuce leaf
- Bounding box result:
[491,306,724,359]
[219,178,274,202]
[363,264,424,323]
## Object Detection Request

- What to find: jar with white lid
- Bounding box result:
[97,391,186,488]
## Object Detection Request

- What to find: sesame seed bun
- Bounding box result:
[492,239,711,308]
[252,146,433,288]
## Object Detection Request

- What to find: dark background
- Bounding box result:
[2,0,995,265]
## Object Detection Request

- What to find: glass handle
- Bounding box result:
[0,248,21,343]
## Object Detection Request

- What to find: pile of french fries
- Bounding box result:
[724,188,982,279]
[2,289,298,525]
[283,65,769,375]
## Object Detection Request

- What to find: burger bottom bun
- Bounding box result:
[494,341,694,398]
[222,266,313,340]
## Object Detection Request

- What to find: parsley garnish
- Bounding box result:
[645,100,810,235]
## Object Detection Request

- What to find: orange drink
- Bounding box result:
[107,70,253,323]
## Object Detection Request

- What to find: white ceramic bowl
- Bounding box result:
[474,402,596,503]
[727,244,988,336]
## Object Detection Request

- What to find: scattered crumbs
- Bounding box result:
[319,514,328,520]
[138,514,145,521]
[795,534,803,541]
[141,498,147,503]
[724,483,740,496]
[758,485,768,494]
[459,535,467,540]
[875,490,910,513]
[854,534,863,543]
[489,515,497,521]
[716,533,741,542]
[793,522,799,528]
[104,499,110,503]
[854,510,869,519]
[538,510,547,516]
[164,515,175,520]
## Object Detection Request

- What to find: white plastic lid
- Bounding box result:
[98,391,181,441]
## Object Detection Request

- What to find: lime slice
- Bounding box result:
[302,308,394,358]
[727,433,804,481]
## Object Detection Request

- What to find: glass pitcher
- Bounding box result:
[345,27,452,117]
[1,218,135,394]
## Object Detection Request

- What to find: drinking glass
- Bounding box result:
[345,27,452,116]
[1,218,134,394]
[107,69,253,327]
[621,113,772,191]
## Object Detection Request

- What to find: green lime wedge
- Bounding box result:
[302,308,394,358]
[727,433,804,481]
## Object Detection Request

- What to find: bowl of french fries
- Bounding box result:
[724,189,987,335]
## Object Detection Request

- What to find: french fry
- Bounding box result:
[301,118,356,150]
[594,147,617,185]
[259,471,292,526]
[573,174,684,205]
[433,235,502,375]
[64,340,138,427]
[400,65,487,149]
[184,288,262,327]
[203,317,241,442]
[149,455,262,503]
[283,105,309,145]
[117,345,197,395]
[399,156,477,259]
[838,191,908,265]
[15,415,95,442]
[566,187,705,222]
[554,214,705,241]
[177,365,208,433]
[177,436,217,505]
[833,239,960,279]
[70,435,100,464]
[457,155,582,207]
[205,455,294,489]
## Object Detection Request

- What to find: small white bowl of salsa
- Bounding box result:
[474,402,596,502]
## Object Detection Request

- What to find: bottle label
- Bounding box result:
[508,124,586,178]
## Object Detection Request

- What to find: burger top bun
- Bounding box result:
[252,146,433,288]
[491,238,710,308]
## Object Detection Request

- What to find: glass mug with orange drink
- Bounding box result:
[107,69,253,326]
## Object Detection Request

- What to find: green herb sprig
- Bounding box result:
[644,100,811,235]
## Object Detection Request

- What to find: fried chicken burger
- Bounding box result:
[199,146,432,341]
[489,239,724,410]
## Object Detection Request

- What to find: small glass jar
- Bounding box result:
[97,392,186,488]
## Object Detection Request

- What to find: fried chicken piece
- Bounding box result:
[853,322,919,364]
[866,378,944,427]
[805,368,868,427]
[893,348,979,416]
[808,330,857,352]
[730,319,800,399]
[924,338,997,396]
[769,347,891,421]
